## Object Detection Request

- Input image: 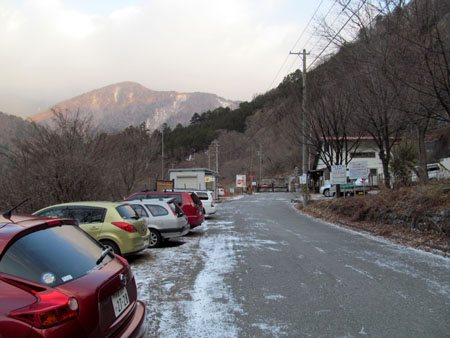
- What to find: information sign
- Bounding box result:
[331,165,347,184]
[349,161,368,179]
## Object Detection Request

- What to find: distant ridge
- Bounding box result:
[28,82,239,130]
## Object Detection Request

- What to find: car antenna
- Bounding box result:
[2,199,30,219]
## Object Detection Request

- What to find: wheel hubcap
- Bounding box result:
[150,232,158,246]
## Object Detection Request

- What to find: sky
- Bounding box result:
[0,0,337,117]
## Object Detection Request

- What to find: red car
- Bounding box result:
[126,191,204,228]
[0,213,147,337]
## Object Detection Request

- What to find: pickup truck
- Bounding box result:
[320,178,369,197]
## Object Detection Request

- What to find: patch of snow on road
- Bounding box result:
[265,294,286,300]
[260,264,273,269]
[344,264,374,280]
[314,309,331,315]
[251,322,289,337]
[184,232,242,337]
[315,247,326,253]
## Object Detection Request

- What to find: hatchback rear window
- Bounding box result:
[196,192,208,200]
[0,225,110,287]
[116,205,139,220]
[168,202,184,217]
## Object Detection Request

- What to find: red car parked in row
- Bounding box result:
[126,191,204,228]
[0,212,147,337]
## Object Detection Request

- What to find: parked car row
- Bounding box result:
[0,189,216,337]
[126,190,206,228]
[128,198,190,248]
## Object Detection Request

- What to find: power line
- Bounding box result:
[266,0,326,92]
[303,0,341,54]
[307,0,366,71]
[284,0,340,78]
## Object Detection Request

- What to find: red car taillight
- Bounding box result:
[11,290,79,329]
[111,222,137,232]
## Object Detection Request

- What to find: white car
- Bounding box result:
[128,198,190,248]
[194,190,216,217]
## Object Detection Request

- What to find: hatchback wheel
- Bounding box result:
[101,240,120,256]
[324,189,330,197]
[149,229,162,248]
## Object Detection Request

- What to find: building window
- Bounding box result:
[352,152,376,158]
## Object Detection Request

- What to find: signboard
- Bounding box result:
[156,180,174,191]
[205,177,212,183]
[349,161,368,179]
[236,174,246,188]
[299,174,307,184]
[331,165,347,184]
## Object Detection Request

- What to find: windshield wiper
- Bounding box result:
[96,247,113,265]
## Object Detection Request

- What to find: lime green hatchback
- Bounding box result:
[33,201,149,256]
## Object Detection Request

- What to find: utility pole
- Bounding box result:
[290,49,310,207]
[213,141,219,173]
[212,140,219,198]
[257,144,262,188]
[161,127,164,180]
[208,146,211,169]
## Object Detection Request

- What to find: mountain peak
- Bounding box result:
[28,82,239,129]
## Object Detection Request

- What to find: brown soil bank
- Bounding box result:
[298,180,450,256]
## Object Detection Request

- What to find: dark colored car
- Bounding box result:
[0,213,147,337]
[126,191,204,228]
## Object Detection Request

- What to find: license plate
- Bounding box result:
[111,287,130,317]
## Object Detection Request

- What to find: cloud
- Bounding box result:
[0,0,303,115]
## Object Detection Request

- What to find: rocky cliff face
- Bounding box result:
[28,82,239,130]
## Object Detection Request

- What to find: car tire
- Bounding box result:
[324,189,330,197]
[149,229,162,248]
[101,240,120,256]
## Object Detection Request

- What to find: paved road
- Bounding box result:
[130,192,450,337]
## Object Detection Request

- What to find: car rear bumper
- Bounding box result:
[122,232,150,256]
[113,300,147,338]
[187,215,204,228]
[205,209,216,217]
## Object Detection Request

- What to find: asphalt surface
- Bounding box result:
[130,192,450,337]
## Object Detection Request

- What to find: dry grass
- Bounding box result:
[298,180,450,256]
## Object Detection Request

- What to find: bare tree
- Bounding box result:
[2,110,109,212]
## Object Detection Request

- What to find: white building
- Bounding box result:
[169,168,219,197]
[315,137,385,187]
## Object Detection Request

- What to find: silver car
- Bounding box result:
[128,198,189,248]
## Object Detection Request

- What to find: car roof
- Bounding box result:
[0,214,77,252]
[128,198,174,205]
[39,201,128,209]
